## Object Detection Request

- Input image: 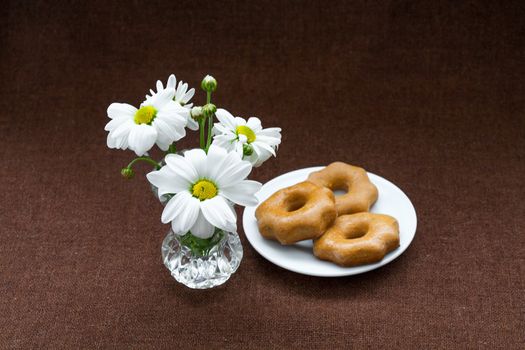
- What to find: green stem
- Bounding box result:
[126,156,161,170]
[167,143,177,154]
[179,229,224,256]
[205,91,213,152]
[199,119,205,149]
[205,114,214,152]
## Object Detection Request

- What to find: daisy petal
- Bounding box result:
[247,117,262,132]
[183,148,207,177]
[156,101,188,124]
[116,135,129,150]
[145,87,175,109]
[211,137,235,152]
[186,116,199,130]
[176,82,188,101]
[238,134,248,143]
[253,140,276,156]
[146,166,191,196]
[221,180,262,206]
[234,117,246,126]
[167,74,177,89]
[234,141,244,156]
[255,135,281,146]
[164,154,199,184]
[182,88,195,103]
[201,196,237,232]
[156,80,163,92]
[106,133,117,148]
[104,114,130,131]
[257,127,282,136]
[110,119,134,139]
[251,143,273,167]
[205,144,230,180]
[190,211,215,238]
[213,123,232,135]
[214,152,253,187]
[128,124,157,156]
[243,152,258,166]
[154,116,186,148]
[162,191,187,223]
[170,195,200,234]
[215,109,237,130]
[107,103,137,120]
[153,120,176,151]
[162,191,196,225]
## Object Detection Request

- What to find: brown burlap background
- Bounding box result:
[1,1,524,348]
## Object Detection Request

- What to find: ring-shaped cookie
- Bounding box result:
[255,181,337,245]
[313,212,399,267]
[307,162,378,215]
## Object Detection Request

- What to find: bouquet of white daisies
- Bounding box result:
[105,74,282,242]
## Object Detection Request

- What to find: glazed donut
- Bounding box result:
[313,213,399,267]
[255,181,337,245]
[307,162,378,215]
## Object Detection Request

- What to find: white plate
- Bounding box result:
[242,167,417,277]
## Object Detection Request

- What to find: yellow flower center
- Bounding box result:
[192,180,218,201]
[236,125,256,143]
[134,105,157,125]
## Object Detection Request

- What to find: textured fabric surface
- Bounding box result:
[1,1,524,348]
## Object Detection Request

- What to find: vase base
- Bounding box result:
[161,229,243,289]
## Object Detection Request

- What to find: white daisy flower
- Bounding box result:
[146,145,262,239]
[145,74,198,131]
[105,88,188,156]
[212,108,282,167]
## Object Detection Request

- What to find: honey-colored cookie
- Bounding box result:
[307,162,378,214]
[255,181,337,245]
[313,213,399,267]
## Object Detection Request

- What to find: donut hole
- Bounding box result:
[332,187,348,196]
[329,180,349,197]
[284,194,308,212]
[344,223,369,239]
[345,230,367,239]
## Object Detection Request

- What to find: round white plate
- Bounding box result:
[242,167,417,277]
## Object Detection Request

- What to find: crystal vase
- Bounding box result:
[152,178,243,289]
[161,228,243,289]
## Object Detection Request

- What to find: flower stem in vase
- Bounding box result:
[179,229,225,257]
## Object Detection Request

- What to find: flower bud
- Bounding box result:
[190,106,203,121]
[201,75,217,92]
[202,103,217,118]
[121,168,135,179]
[243,143,253,156]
